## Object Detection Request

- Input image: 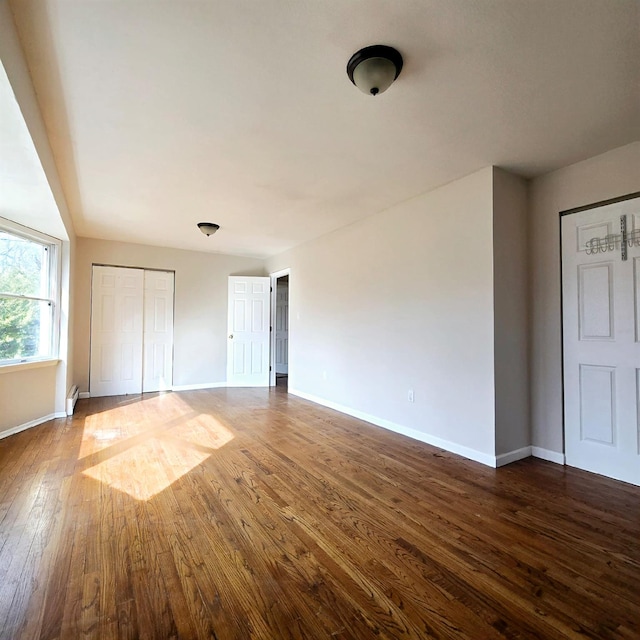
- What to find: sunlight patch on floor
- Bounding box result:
[79,393,191,458]
[83,439,209,501]
[169,414,234,450]
[82,411,235,500]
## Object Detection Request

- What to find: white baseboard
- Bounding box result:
[531,446,565,465]
[225,382,270,388]
[495,446,532,467]
[79,391,90,399]
[0,413,65,440]
[171,382,227,392]
[288,388,497,468]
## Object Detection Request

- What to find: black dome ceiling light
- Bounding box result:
[197,222,220,236]
[346,45,403,96]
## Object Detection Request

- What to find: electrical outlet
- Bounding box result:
[322,370,327,380]
[408,389,414,403]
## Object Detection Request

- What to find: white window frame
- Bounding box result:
[0,217,61,366]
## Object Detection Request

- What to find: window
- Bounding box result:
[0,219,61,364]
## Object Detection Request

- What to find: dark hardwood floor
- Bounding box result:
[0,388,638,639]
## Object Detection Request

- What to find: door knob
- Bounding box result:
[229,334,233,339]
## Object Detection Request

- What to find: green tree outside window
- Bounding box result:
[0,232,49,360]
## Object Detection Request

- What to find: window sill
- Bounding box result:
[0,359,60,375]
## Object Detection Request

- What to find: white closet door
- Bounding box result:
[90,266,144,397]
[143,270,174,392]
[562,197,640,486]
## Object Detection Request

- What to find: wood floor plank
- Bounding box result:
[175,458,322,638]
[252,442,548,638]
[306,423,640,620]
[312,440,639,628]
[0,388,639,639]
[199,453,389,638]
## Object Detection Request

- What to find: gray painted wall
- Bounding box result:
[529,142,640,454]
[493,168,530,456]
[267,167,499,459]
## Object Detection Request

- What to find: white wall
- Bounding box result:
[0,363,57,435]
[267,168,500,460]
[493,168,529,456]
[529,142,640,455]
[74,238,265,391]
[0,0,76,432]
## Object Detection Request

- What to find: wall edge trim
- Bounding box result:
[171,382,227,391]
[289,388,497,468]
[0,413,62,440]
[531,446,565,465]
[495,446,532,467]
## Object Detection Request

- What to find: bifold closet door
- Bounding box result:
[143,270,174,392]
[90,266,144,397]
[90,266,174,397]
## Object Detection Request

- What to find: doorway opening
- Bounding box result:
[270,268,290,389]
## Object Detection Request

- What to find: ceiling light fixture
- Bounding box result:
[347,45,403,96]
[197,222,220,236]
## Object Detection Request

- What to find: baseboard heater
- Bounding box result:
[66,385,79,416]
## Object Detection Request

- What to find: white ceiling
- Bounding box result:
[8,0,640,258]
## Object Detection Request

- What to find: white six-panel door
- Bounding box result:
[561,197,640,486]
[227,276,270,387]
[90,266,144,397]
[143,270,174,392]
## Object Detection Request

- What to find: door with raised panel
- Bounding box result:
[561,196,640,486]
[143,270,174,392]
[227,276,270,387]
[90,266,144,397]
